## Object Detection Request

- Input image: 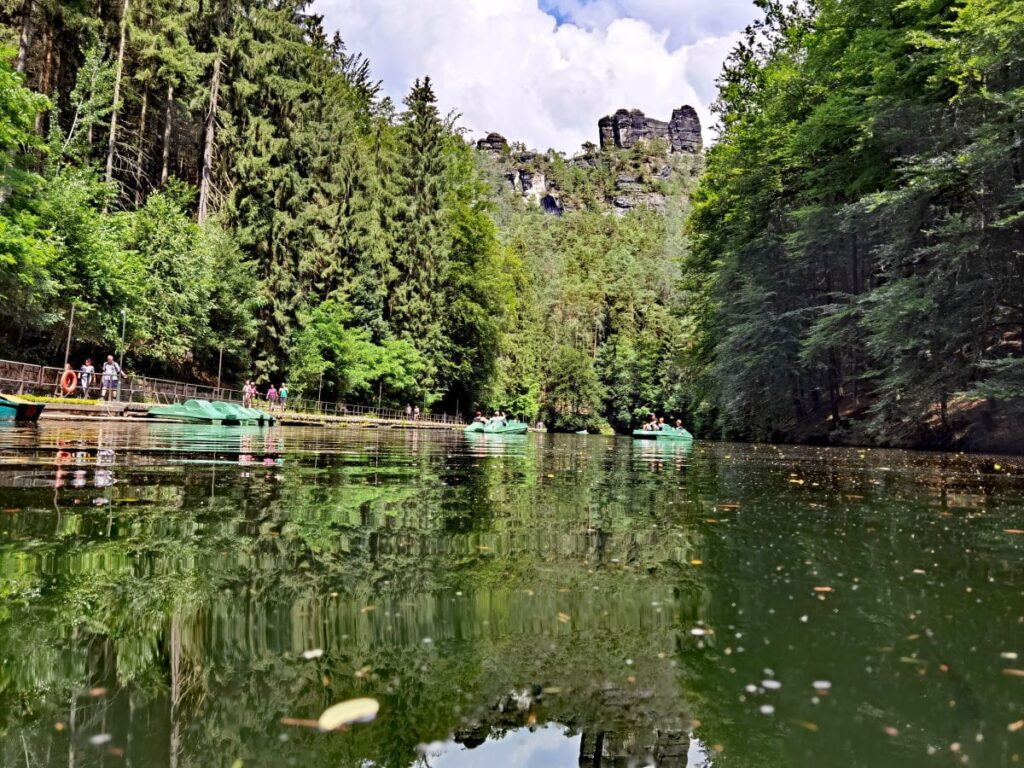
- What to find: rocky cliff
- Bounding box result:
[598,106,703,154]
[476,105,703,216]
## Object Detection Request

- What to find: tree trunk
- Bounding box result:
[16,0,34,74]
[134,87,148,206]
[197,56,221,224]
[33,22,52,133]
[104,0,130,185]
[160,81,174,184]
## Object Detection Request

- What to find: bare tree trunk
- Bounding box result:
[160,81,173,184]
[16,0,34,74]
[105,0,130,184]
[134,87,148,206]
[33,23,52,133]
[197,56,220,224]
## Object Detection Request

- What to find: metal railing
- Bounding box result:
[0,358,465,424]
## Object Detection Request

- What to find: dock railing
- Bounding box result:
[0,358,464,425]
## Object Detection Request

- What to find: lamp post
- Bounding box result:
[118,308,127,401]
[216,346,224,399]
[63,304,75,368]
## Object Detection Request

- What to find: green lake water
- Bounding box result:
[0,422,1022,767]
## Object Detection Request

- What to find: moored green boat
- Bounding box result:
[148,399,225,424]
[0,394,45,422]
[149,399,278,425]
[464,421,486,433]
[631,426,693,441]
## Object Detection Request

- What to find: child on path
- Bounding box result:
[79,359,94,398]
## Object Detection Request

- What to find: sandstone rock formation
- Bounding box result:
[476,132,509,154]
[598,106,702,154]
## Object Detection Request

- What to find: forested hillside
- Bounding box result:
[685,0,1024,448]
[2,0,1022,445]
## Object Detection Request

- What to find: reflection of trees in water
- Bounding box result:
[0,433,714,766]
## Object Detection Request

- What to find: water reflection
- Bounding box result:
[0,423,1021,767]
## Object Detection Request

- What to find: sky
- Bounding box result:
[310,0,759,153]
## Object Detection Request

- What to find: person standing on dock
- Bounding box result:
[100,356,121,401]
[406,404,412,421]
[266,384,279,412]
[413,405,420,421]
[79,359,94,398]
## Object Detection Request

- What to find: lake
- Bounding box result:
[0,422,1021,767]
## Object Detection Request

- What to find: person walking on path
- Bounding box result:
[266,384,279,412]
[242,380,254,408]
[79,358,95,398]
[279,384,288,411]
[100,355,122,401]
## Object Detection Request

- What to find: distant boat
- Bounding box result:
[0,394,45,422]
[631,426,693,441]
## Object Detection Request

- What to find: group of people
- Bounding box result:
[405,404,421,420]
[62,355,123,401]
[473,410,509,427]
[641,414,685,432]
[243,381,289,411]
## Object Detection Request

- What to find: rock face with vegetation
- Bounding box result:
[599,106,703,154]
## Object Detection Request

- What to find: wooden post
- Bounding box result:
[63,304,75,368]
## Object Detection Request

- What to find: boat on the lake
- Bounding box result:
[0,394,45,422]
[464,421,485,433]
[148,399,276,425]
[465,418,529,435]
[631,426,693,441]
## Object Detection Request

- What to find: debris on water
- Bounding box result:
[558,612,571,623]
[1001,652,1019,660]
[883,726,900,737]
[759,704,775,715]
[813,586,833,593]
[762,679,782,690]
[812,680,832,691]
[1002,668,1024,677]
[88,687,107,697]
[318,698,380,730]
[301,649,323,660]
[691,559,704,566]
[88,734,112,746]
[796,721,819,732]
[1008,720,1024,733]
[281,717,320,729]
[360,605,376,613]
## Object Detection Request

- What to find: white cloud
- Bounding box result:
[312,0,756,152]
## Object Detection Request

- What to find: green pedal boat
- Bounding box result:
[632,426,693,441]
[148,399,276,425]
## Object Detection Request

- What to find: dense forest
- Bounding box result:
[686,0,1024,447]
[1,0,1022,445]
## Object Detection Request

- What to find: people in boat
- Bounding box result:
[657,417,666,431]
[473,411,487,424]
[489,410,508,427]
[674,419,685,430]
[642,413,658,431]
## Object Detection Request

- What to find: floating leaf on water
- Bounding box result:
[1009,720,1024,733]
[542,687,562,695]
[360,606,376,613]
[557,612,571,623]
[1002,668,1024,678]
[88,687,108,697]
[301,649,323,660]
[813,586,834,593]
[1005,529,1024,535]
[318,698,380,731]
[796,721,820,732]
[691,559,704,566]
[883,726,900,737]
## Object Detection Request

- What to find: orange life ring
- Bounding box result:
[60,369,78,394]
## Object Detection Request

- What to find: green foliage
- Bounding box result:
[685,0,1024,444]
